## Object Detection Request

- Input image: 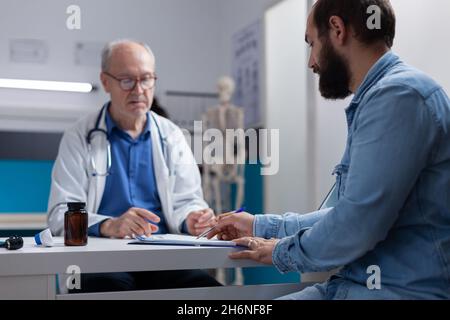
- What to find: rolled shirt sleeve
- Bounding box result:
[253,208,332,239]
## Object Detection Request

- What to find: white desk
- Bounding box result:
[0,237,326,300]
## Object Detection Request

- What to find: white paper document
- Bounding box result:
[128,234,245,247]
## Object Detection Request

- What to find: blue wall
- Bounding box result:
[234,163,301,285]
[0,160,53,213]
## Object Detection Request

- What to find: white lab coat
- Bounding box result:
[47,106,208,236]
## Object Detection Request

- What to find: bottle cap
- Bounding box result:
[67,202,86,211]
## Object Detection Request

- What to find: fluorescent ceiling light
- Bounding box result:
[0,78,94,93]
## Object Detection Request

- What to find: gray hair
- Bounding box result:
[101,39,155,72]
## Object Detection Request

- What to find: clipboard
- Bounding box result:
[128,234,246,248]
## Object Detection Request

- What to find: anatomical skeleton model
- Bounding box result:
[202,76,245,285]
[202,76,245,214]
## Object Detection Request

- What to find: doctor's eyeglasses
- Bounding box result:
[103,71,157,91]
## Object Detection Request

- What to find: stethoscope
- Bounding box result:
[86,103,169,177]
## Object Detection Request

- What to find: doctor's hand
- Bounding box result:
[206,211,254,240]
[100,207,161,238]
[186,208,216,236]
[229,237,279,265]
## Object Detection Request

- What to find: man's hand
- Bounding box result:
[229,237,279,265]
[186,208,216,236]
[206,211,255,240]
[100,207,160,238]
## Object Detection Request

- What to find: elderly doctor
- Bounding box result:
[47,39,221,292]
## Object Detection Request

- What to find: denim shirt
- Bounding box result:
[255,51,450,299]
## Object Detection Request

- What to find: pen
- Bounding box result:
[196,206,246,239]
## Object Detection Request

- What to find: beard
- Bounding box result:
[316,37,352,100]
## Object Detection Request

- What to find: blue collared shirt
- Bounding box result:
[256,51,450,299]
[88,107,168,236]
